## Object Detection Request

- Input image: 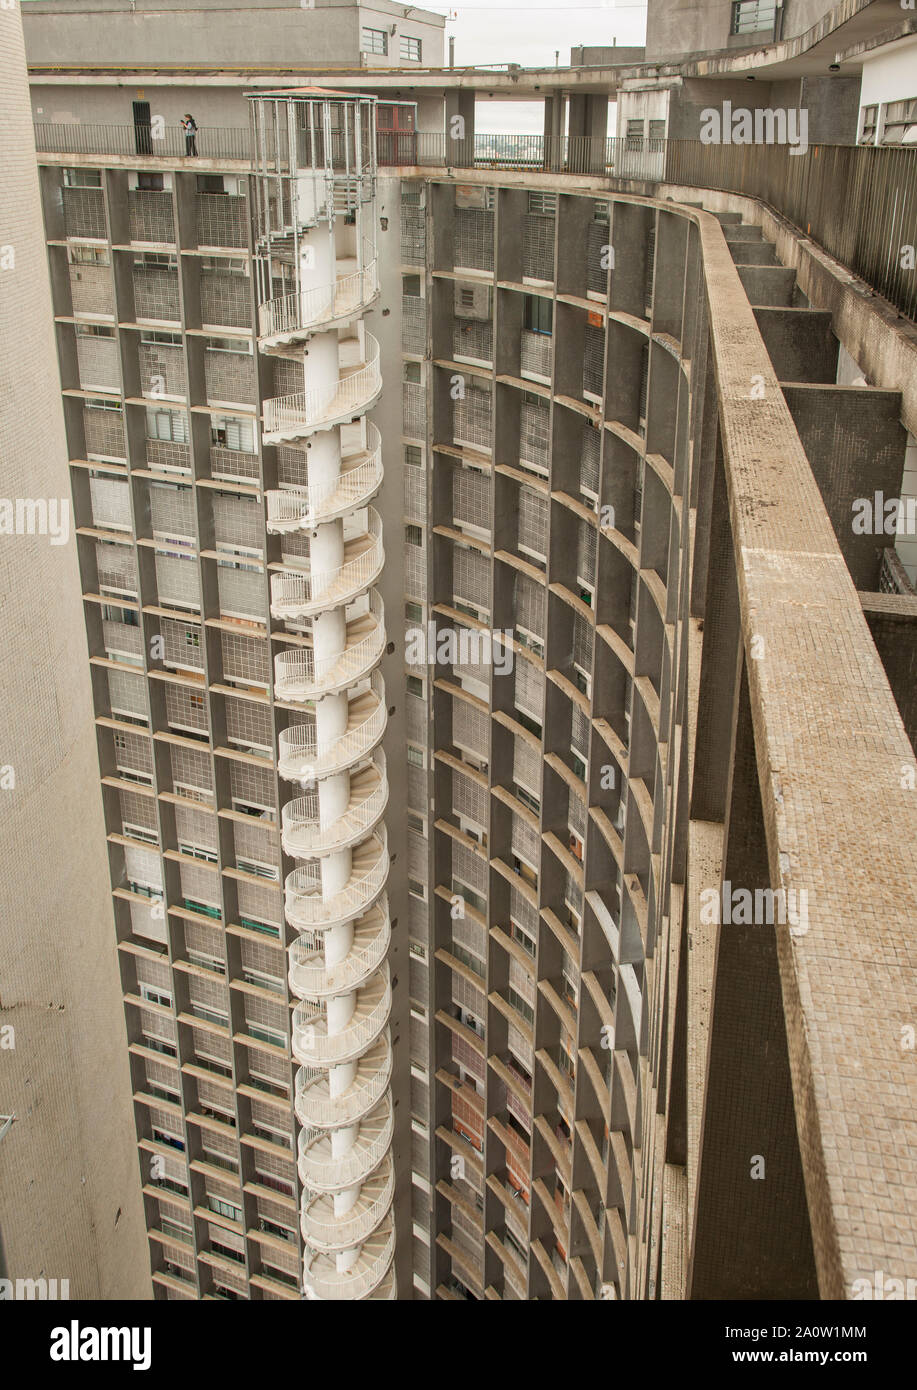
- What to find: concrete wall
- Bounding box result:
[0,3,148,1300]
[23,0,445,70]
[645,0,845,61]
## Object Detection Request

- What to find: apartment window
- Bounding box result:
[63,167,102,188]
[137,172,165,192]
[402,273,422,296]
[528,191,556,215]
[361,26,388,54]
[625,119,644,151]
[407,674,424,698]
[507,985,535,1027]
[403,361,422,384]
[401,35,422,61]
[147,408,189,444]
[406,601,423,622]
[404,444,423,468]
[209,1196,242,1222]
[859,105,879,145]
[405,524,423,547]
[524,295,553,335]
[211,416,255,452]
[882,98,917,144]
[69,245,109,266]
[408,877,426,898]
[408,812,425,834]
[197,174,226,194]
[407,743,425,767]
[730,0,776,33]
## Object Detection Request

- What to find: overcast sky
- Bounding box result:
[433,0,647,70]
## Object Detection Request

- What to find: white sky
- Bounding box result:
[418,0,647,133]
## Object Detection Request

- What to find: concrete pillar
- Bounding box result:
[444,90,475,169]
[567,92,608,173]
[542,93,566,171]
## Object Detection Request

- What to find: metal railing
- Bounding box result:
[269,510,383,620]
[281,751,388,857]
[272,589,385,700]
[35,122,252,161]
[284,828,389,929]
[34,121,917,320]
[265,432,383,532]
[297,1096,393,1191]
[302,1218,395,1300]
[294,1033,393,1129]
[288,902,391,998]
[263,334,382,438]
[258,257,379,341]
[300,1157,394,1251]
[277,671,386,781]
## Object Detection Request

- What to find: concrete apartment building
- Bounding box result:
[10,0,917,1300]
[0,5,148,1300]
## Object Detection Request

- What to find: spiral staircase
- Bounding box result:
[250,89,395,1301]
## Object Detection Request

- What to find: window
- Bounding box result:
[524,295,553,335]
[404,445,423,468]
[882,98,917,145]
[648,119,666,148]
[528,191,556,215]
[408,812,425,834]
[209,1195,242,1222]
[147,408,189,444]
[860,105,879,145]
[401,35,422,61]
[63,168,102,188]
[405,602,423,623]
[625,119,644,151]
[197,174,226,194]
[405,524,423,547]
[403,361,422,384]
[402,273,422,296]
[211,416,255,453]
[407,743,425,767]
[361,26,388,54]
[407,674,424,698]
[730,0,776,33]
[137,172,164,191]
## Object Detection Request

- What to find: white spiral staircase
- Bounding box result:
[251,89,395,1302]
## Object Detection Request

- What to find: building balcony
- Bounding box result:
[269,510,383,620]
[258,256,379,349]
[262,335,381,443]
[294,1031,392,1131]
[291,965,391,1068]
[278,671,385,784]
[281,751,388,858]
[288,897,390,1000]
[273,590,385,701]
[300,1153,394,1253]
[265,425,382,531]
[297,1093,393,1193]
[302,1214,394,1301]
[284,826,388,930]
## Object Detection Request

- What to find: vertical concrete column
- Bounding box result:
[444,90,475,169]
[567,93,608,173]
[542,93,566,171]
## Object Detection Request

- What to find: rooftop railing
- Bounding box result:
[35,123,917,319]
